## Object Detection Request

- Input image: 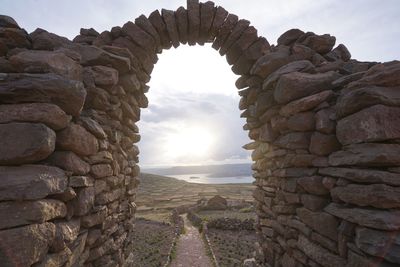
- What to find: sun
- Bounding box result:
[164,125,214,160]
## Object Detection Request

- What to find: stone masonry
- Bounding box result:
[0,1,399,266]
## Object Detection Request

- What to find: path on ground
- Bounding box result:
[170,214,214,267]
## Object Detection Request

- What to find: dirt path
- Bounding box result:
[169,215,214,267]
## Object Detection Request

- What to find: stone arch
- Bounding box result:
[1,1,400,266]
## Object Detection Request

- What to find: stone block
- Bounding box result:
[0,122,55,165]
[0,223,56,266]
[274,71,339,104]
[325,203,400,230]
[56,123,98,156]
[0,165,67,201]
[0,73,86,116]
[329,143,400,167]
[0,103,71,130]
[337,105,400,145]
[331,184,400,209]
[0,199,66,230]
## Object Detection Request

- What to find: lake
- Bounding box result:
[166,173,254,184]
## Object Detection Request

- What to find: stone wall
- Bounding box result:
[0,1,399,266]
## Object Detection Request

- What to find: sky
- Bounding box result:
[1,0,399,167]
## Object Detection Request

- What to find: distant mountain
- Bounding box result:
[142,163,252,178]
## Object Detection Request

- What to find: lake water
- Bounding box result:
[166,173,254,184]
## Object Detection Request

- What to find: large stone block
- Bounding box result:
[297,208,339,241]
[297,176,329,195]
[286,112,315,132]
[0,223,56,266]
[0,103,71,130]
[337,105,400,145]
[175,7,189,44]
[83,65,118,87]
[274,132,311,150]
[274,71,339,104]
[309,132,341,156]
[0,199,66,229]
[0,73,86,116]
[329,143,400,167]
[319,167,400,186]
[70,44,131,73]
[121,21,156,53]
[262,60,315,90]
[325,203,400,230]
[0,165,67,201]
[56,123,98,156]
[355,227,400,264]
[331,184,400,209]
[297,235,345,267]
[162,9,180,48]
[45,151,90,175]
[280,90,333,117]
[187,0,200,45]
[250,49,291,79]
[72,187,95,216]
[301,34,336,54]
[51,219,80,252]
[0,122,55,165]
[336,86,400,118]
[347,61,400,89]
[9,50,82,80]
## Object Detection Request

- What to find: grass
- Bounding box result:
[136,173,254,218]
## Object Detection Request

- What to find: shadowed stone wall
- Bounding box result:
[0,1,399,266]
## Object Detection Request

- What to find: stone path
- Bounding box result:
[170,215,213,267]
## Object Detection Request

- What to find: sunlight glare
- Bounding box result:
[163,125,215,160]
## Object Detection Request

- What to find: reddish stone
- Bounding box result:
[0,103,71,130]
[337,86,400,119]
[337,105,400,145]
[0,122,55,165]
[250,49,291,79]
[56,123,98,156]
[277,29,304,46]
[309,132,341,156]
[287,112,315,132]
[0,223,56,266]
[274,71,339,104]
[301,34,336,54]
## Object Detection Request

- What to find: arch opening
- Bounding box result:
[0,1,399,267]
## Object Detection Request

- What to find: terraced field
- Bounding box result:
[136,173,254,218]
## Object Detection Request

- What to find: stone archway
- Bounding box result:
[1,1,400,266]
